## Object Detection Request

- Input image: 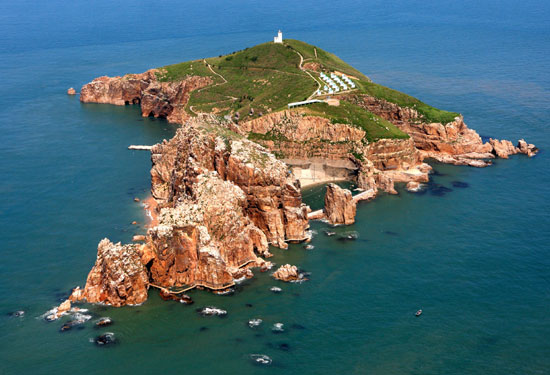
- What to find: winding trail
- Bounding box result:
[291,48,322,100]
[189,60,236,115]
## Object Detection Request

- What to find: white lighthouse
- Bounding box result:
[274,30,283,44]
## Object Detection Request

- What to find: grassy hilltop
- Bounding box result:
[156,39,459,141]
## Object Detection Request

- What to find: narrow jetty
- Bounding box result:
[128,145,153,150]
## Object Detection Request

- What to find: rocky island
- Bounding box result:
[62,38,537,309]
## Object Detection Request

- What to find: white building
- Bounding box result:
[274,30,283,44]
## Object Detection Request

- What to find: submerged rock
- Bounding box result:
[451,181,469,188]
[159,289,193,304]
[95,332,116,346]
[304,244,315,250]
[270,286,282,293]
[337,231,359,241]
[9,310,25,318]
[429,184,453,197]
[324,230,336,237]
[278,343,290,351]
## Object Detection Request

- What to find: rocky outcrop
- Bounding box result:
[72,117,311,306]
[406,181,421,192]
[517,139,538,157]
[144,170,269,290]
[272,264,300,282]
[241,109,430,196]
[71,239,149,307]
[489,138,518,159]
[67,87,76,95]
[240,110,365,161]
[80,70,212,123]
[342,94,537,166]
[150,117,310,248]
[324,184,356,225]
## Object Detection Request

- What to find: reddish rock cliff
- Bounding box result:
[71,239,149,307]
[150,117,310,248]
[240,109,430,195]
[72,117,310,305]
[341,94,537,165]
[324,184,357,225]
[80,70,212,123]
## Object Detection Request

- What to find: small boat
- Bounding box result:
[415,309,422,317]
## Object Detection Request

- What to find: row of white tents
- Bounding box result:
[317,72,356,95]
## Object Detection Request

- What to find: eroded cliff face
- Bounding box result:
[324,184,357,225]
[145,171,269,290]
[71,67,538,308]
[341,94,537,166]
[72,117,309,305]
[80,70,212,123]
[150,117,309,248]
[241,110,366,161]
[240,109,430,194]
[71,239,149,307]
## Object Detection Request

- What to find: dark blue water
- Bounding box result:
[1,1,549,374]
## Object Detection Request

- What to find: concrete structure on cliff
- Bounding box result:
[273,30,283,44]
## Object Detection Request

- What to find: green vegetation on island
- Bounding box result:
[294,101,409,142]
[155,39,460,143]
[355,80,460,124]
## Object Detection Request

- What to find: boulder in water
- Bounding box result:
[272,322,284,333]
[451,181,469,188]
[406,181,421,192]
[197,306,227,316]
[159,289,194,304]
[250,354,272,366]
[96,317,113,327]
[95,332,116,346]
[248,318,263,328]
[9,310,25,318]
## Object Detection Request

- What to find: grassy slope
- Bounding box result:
[355,80,460,124]
[284,39,368,80]
[295,101,409,142]
[156,39,460,145]
[155,60,220,83]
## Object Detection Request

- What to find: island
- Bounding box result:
[55,35,537,313]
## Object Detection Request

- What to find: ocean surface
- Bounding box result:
[1,1,549,374]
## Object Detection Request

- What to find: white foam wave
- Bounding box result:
[250,354,272,365]
[199,306,227,316]
[248,318,263,328]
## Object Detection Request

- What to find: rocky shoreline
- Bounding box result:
[61,65,538,309]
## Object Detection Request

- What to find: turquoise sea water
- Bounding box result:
[1,1,549,374]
